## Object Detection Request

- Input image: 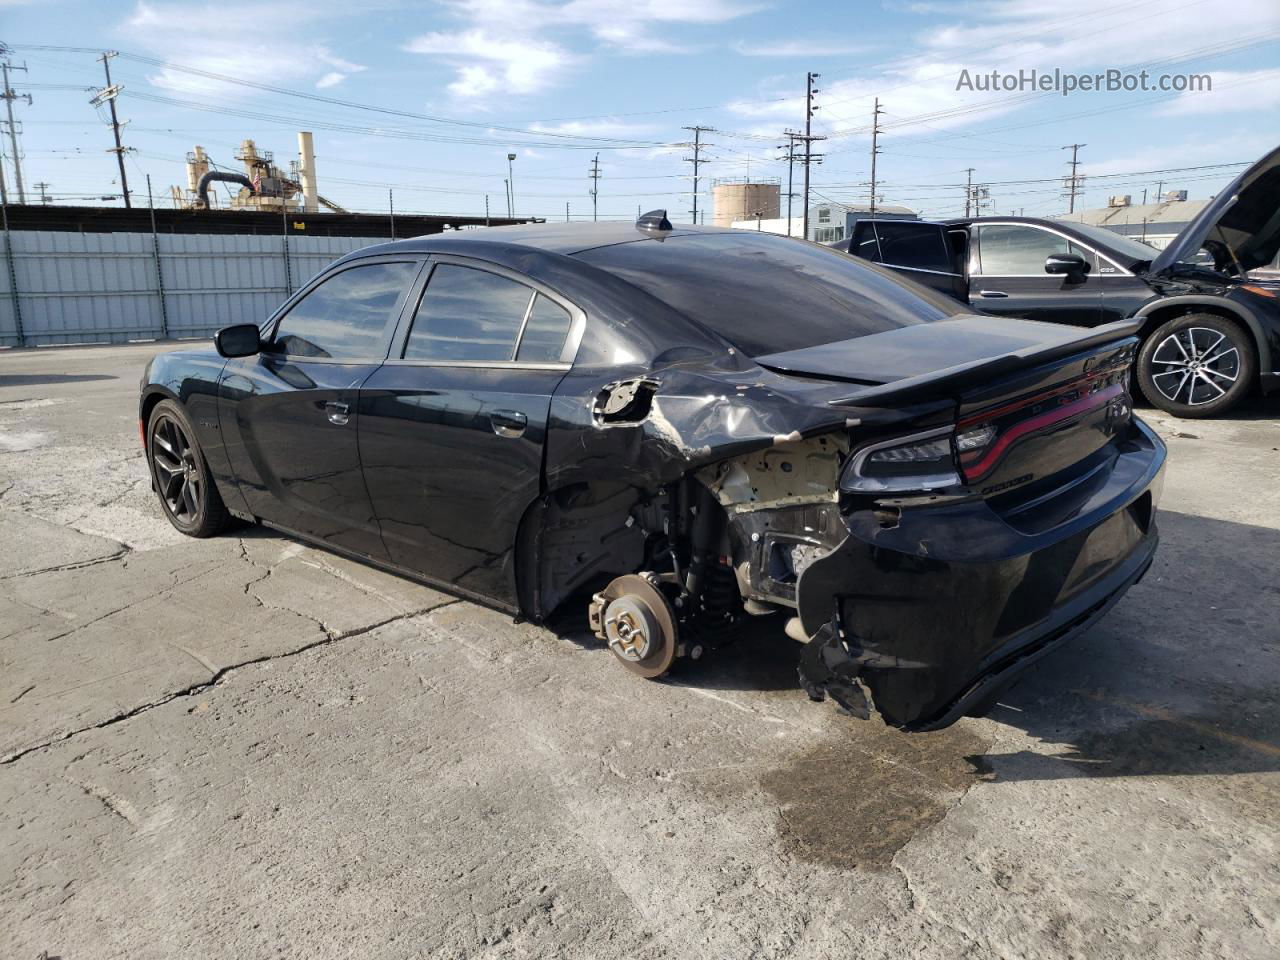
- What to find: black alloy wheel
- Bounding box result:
[148,399,230,537]
[1137,314,1256,418]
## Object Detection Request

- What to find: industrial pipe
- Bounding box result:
[196,170,256,207]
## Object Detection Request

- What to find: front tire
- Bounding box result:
[147,399,230,537]
[1136,314,1256,418]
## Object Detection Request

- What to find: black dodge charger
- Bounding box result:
[140,212,1166,731]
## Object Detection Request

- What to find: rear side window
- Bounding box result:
[977,224,1089,275]
[403,264,534,362]
[866,222,952,272]
[273,261,417,359]
[516,295,573,362]
[577,232,964,357]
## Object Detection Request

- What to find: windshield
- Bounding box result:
[1061,222,1159,267]
[576,232,966,357]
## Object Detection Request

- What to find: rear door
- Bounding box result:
[219,257,422,558]
[358,257,580,609]
[970,223,1102,325]
[848,219,968,301]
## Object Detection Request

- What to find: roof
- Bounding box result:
[1056,198,1210,230]
[350,221,739,258]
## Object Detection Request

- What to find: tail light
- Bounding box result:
[956,377,1128,483]
[840,427,959,494]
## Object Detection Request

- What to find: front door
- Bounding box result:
[219,257,422,558]
[359,257,579,609]
[970,223,1103,326]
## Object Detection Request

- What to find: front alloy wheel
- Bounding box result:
[1137,314,1256,418]
[148,399,230,537]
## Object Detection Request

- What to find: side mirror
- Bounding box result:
[1045,252,1089,278]
[214,323,261,358]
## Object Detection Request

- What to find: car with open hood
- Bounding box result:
[833,144,1280,418]
[139,213,1165,731]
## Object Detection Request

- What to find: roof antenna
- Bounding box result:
[636,208,673,241]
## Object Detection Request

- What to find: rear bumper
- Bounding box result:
[794,420,1166,730]
[1260,371,1280,395]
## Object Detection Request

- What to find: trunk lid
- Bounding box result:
[758,314,1139,503]
[1149,142,1280,277]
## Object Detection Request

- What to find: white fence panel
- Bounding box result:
[0,229,391,347]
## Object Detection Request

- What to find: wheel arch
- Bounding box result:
[140,385,181,431]
[1132,295,1272,379]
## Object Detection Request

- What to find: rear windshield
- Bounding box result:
[576,232,966,357]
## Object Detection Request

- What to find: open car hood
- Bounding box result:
[1149,142,1280,277]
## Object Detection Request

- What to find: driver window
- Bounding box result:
[272,261,418,359]
[977,224,1089,275]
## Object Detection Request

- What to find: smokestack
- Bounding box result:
[297,131,319,214]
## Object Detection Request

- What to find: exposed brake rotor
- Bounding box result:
[590,574,679,678]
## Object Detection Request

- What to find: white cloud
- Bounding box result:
[732,39,871,57]
[729,0,1280,142]
[407,29,573,98]
[1158,68,1280,117]
[528,118,657,136]
[120,2,366,95]
[407,0,759,102]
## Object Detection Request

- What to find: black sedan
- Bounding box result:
[834,144,1280,418]
[140,213,1166,731]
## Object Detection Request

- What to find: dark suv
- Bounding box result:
[835,144,1280,417]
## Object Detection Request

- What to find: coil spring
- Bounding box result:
[686,562,742,646]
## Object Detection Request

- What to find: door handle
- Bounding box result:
[324,401,350,426]
[490,409,528,438]
[978,289,1009,298]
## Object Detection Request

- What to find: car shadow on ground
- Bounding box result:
[627,508,1280,782]
[0,373,118,387]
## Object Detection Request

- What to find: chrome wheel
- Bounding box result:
[150,413,202,523]
[1148,326,1241,407]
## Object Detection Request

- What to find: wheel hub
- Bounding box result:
[603,596,657,661]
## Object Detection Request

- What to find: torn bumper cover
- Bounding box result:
[795,424,1165,731]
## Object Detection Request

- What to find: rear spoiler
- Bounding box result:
[825,317,1143,408]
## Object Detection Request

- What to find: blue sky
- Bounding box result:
[3,0,1279,221]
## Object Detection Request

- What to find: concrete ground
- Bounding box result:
[1,342,1277,960]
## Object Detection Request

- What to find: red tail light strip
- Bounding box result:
[960,382,1124,482]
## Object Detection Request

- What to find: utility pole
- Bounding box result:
[778,133,802,237]
[506,153,517,218]
[1062,142,1086,214]
[964,167,975,217]
[802,71,820,240]
[1154,180,1165,203]
[588,152,601,222]
[91,52,132,207]
[484,194,490,226]
[565,201,569,222]
[682,125,713,225]
[388,188,395,240]
[33,181,51,204]
[868,97,883,218]
[504,178,510,218]
[1,57,31,204]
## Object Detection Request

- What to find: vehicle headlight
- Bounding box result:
[840,426,961,494]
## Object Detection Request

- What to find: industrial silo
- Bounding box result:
[712,178,781,227]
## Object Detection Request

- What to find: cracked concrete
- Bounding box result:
[1,342,1279,959]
